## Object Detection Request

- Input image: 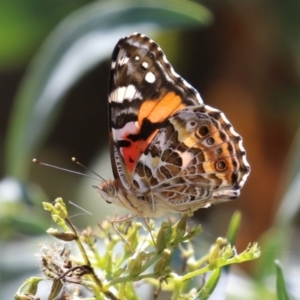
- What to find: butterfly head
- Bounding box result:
[94,180,117,204]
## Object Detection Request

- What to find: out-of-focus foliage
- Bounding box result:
[0,0,91,70]
[15,199,260,300]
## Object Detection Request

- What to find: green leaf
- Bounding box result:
[195,268,221,300]
[14,276,43,299]
[226,210,241,245]
[5,0,212,180]
[223,211,241,275]
[275,260,290,300]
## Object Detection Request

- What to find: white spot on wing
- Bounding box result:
[109,85,142,103]
[145,72,156,83]
[112,121,140,141]
[142,61,148,69]
[119,56,129,66]
[175,150,193,168]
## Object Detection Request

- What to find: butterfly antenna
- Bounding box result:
[68,200,92,216]
[32,158,100,181]
[71,157,107,183]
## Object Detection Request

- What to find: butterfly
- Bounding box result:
[94,33,250,218]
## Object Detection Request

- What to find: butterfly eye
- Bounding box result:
[106,185,116,198]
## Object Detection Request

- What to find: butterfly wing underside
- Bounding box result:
[104,33,250,216]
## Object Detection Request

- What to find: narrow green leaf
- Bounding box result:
[275,260,290,300]
[195,268,221,300]
[226,210,241,245]
[224,210,241,275]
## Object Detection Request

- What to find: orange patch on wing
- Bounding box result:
[138,92,185,125]
[121,92,185,173]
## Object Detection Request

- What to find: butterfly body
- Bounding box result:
[95,33,250,218]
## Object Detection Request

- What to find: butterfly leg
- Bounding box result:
[110,215,136,254]
[138,215,156,248]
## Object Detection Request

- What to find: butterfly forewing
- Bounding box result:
[108,34,204,186]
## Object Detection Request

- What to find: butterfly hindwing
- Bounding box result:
[131,106,250,212]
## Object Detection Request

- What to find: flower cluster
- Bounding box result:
[15,198,260,300]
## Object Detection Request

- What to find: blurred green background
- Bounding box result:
[1,0,300,299]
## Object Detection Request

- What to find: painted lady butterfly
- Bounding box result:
[95,33,250,218]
